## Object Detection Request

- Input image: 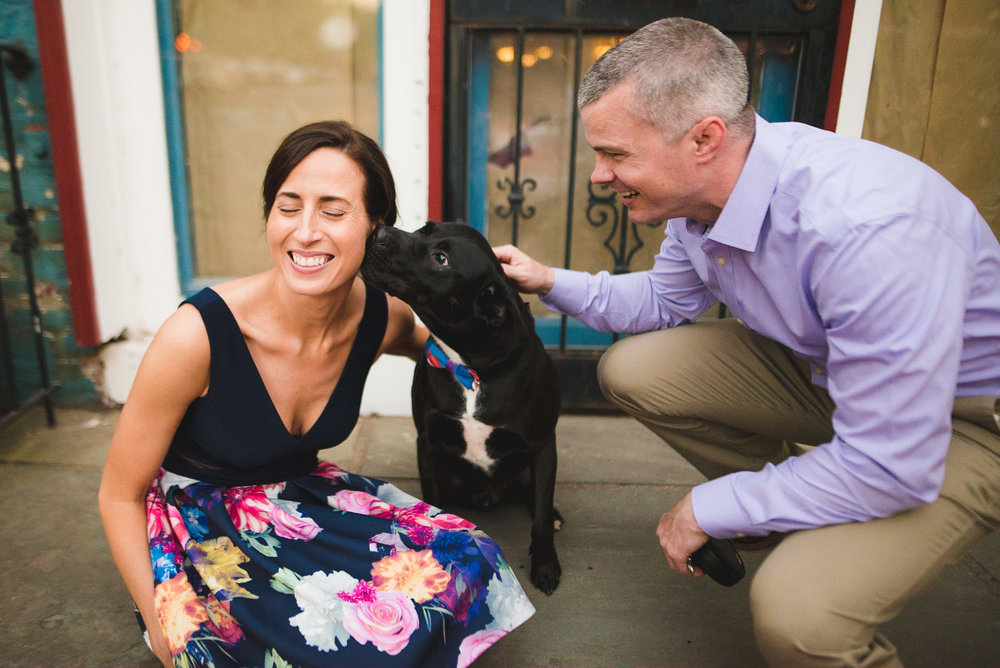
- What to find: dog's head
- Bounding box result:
[361,221,531,360]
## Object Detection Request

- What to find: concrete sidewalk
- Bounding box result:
[1,405,999,667]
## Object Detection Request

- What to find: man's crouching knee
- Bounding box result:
[750,546,897,668]
[597,336,652,412]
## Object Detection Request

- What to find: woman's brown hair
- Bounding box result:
[261,120,398,226]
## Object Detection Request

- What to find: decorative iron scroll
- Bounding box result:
[586,182,663,274]
[495,176,537,220]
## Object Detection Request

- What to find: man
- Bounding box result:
[494,17,1000,668]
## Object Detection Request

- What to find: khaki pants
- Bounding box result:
[598,319,1000,668]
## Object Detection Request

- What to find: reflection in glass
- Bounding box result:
[467,28,803,349]
[175,0,380,278]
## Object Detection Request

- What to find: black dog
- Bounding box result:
[362,221,561,594]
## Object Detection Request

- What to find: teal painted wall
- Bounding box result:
[1,0,99,408]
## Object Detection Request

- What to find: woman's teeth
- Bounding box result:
[291,252,331,267]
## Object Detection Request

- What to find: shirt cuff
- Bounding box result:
[690,474,757,540]
[540,268,588,315]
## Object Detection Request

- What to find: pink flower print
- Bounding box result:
[341,589,419,656]
[407,524,434,547]
[369,532,407,556]
[430,512,477,531]
[337,580,378,604]
[165,503,193,549]
[331,490,375,515]
[313,460,348,480]
[394,503,434,529]
[224,488,271,533]
[368,498,394,519]
[146,486,171,540]
[271,500,322,541]
[457,629,508,668]
[260,482,287,498]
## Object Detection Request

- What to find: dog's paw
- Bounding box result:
[553,508,564,531]
[531,559,561,595]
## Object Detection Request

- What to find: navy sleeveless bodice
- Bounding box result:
[161,283,388,485]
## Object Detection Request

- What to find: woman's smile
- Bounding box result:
[289,251,333,269]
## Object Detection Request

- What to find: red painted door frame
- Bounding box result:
[33,0,100,347]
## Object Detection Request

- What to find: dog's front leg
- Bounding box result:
[529,436,561,594]
[415,431,442,507]
[420,412,468,506]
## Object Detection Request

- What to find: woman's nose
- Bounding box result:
[293,211,323,243]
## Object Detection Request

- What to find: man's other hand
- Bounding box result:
[657,491,711,577]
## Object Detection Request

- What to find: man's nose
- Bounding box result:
[591,156,614,184]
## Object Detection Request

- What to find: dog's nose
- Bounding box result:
[366,224,390,251]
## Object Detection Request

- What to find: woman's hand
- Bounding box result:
[147,620,173,666]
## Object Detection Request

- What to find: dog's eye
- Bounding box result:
[432,251,450,266]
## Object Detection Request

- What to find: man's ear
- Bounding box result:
[474,281,507,327]
[690,116,727,164]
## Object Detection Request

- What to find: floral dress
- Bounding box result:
[139,286,535,667]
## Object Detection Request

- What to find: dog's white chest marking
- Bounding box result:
[460,411,496,473]
[434,337,498,473]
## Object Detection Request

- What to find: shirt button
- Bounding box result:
[814,367,825,375]
[716,257,727,266]
[736,318,744,325]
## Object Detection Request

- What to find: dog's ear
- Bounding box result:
[474,281,508,327]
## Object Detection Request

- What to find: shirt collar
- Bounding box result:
[702,114,788,253]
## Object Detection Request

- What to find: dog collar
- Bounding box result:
[425,339,480,391]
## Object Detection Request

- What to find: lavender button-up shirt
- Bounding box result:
[542,115,1000,538]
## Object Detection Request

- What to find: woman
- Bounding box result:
[99,121,535,667]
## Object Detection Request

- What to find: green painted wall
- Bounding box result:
[1,0,99,409]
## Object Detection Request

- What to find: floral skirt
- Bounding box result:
[143,461,535,667]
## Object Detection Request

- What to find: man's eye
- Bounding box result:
[279,207,299,214]
[323,210,346,218]
[432,252,449,266]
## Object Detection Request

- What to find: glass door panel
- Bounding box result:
[164,0,380,286]
[448,3,842,407]
[467,28,804,350]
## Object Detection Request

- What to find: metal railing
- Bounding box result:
[0,43,57,428]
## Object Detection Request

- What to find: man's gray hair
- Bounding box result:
[578,17,755,140]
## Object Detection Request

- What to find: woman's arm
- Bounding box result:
[98,304,210,665]
[379,294,428,362]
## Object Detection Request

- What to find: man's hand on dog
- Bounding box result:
[657,492,711,578]
[493,244,556,296]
